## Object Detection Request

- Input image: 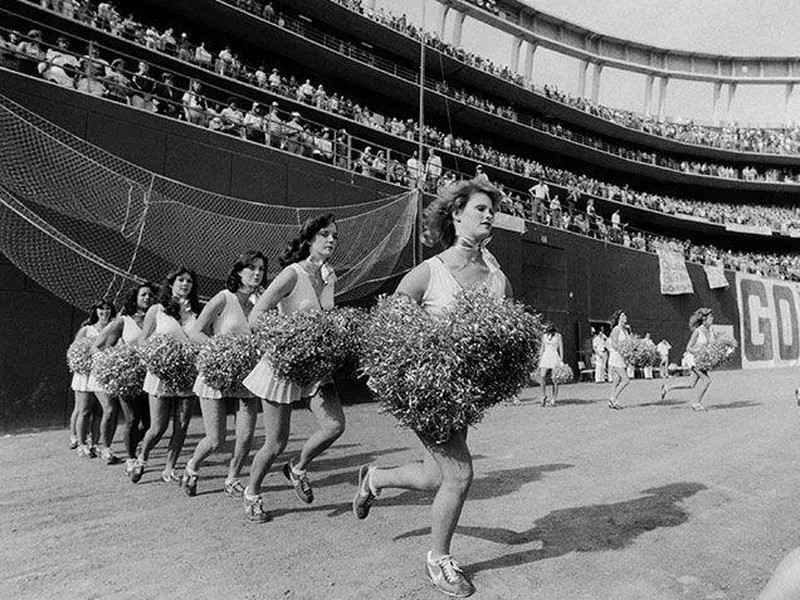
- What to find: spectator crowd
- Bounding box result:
[4,0,800,282]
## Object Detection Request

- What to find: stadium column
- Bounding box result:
[657,76,669,119]
[590,62,604,103]
[436,3,449,40]
[524,41,537,86]
[576,59,588,97]
[785,83,795,125]
[509,37,522,74]
[711,81,722,124]
[643,74,654,116]
[452,10,466,47]
[726,82,737,122]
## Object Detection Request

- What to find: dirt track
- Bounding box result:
[2,368,800,600]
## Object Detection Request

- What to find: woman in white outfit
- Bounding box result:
[241,215,345,523]
[538,323,564,407]
[660,308,714,411]
[607,309,631,410]
[352,179,513,598]
[71,299,115,457]
[91,283,157,473]
[183,251,266,498]
[130,268,201,483]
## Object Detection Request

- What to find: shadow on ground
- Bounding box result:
[395,482,706,573]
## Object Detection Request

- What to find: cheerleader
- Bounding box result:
[182,251,266,498]
[352,179,512,598]
[538,323,563,407]
[606,309,631,410]
[130,268,200,483]
[71,299,115,457]
[660,307,713,411]
[91,283,157,473]
[241,214,345,522]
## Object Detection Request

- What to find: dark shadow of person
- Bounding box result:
[396,482,706,573]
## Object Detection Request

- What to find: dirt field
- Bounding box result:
[2,367,800,600]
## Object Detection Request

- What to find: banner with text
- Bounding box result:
[736,273,800,369]
[704,265,728,289]
[657,250,694,295]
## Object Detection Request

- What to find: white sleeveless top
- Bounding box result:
[71,324,101,392]
[277,263,335,314]
[212,290,253,335]
[421,256,506,317]
[608,325,629,369]
[121,315,143,344]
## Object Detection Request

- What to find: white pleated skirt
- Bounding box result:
[192,374,255,400]
[243,359,331,404]
[142,371,194,398]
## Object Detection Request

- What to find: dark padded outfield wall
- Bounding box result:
[0,69,742,431]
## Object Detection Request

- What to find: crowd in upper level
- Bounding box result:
[4,2,800,282]
[332,0,800,158]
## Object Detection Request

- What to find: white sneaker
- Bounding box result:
[426,552,475,597]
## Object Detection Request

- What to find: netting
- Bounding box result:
[0,92,417,308]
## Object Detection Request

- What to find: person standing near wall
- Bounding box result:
[593,327,608,383]
[538,323,563,407]
[607,310,631,409]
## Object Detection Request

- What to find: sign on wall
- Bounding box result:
[736,273,800,369]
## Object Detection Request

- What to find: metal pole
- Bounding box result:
[417,0,425,190]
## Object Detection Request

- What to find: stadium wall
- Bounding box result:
[0,71,742,431]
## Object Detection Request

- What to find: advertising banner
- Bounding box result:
[704,265,728,289]
[657,249,693,295]
[736,273,800,369]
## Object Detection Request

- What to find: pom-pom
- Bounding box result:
[196,333,261,391]
[140,334,199,393]
[693,335,738,371]
[360,289,544,444]
[66,337,94,374]
[253,310,335,387]
[615,335,658,368]
[552,362,575,384]
[93,345,146,398]
[327,306,367,378]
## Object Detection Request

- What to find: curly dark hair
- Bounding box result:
[688,307,712,330]
[158,267,201,320]
[423,178,503,248]
[226,250,267,293]
[279,213,336,267]
[82,298,117,327]
[121,282,157,316]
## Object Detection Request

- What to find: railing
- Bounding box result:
[3,17,800,281]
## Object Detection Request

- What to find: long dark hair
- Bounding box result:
[158,267,201,319]
[82,298,117,327]
[688,307,712,330]
[279,213,336,267]
[610,309,627,329]
[423,178,503,248]
[121,282,157,316]
[226,250,267,292]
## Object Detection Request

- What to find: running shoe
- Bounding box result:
[243,492,270,523]
[353,465,379,520]
[161,470,180,484]
[100,447,120,465]
[124,458,135,475]
[181,469,198,497]
[425,552,475,598]
[68,435,79,450]
[283,462,313,504]
[130,458,145,483]
[223,479,245,499]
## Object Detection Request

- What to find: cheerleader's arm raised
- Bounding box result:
[394,261,431,304]
[248,266,298,325]
[188,290,226,343]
